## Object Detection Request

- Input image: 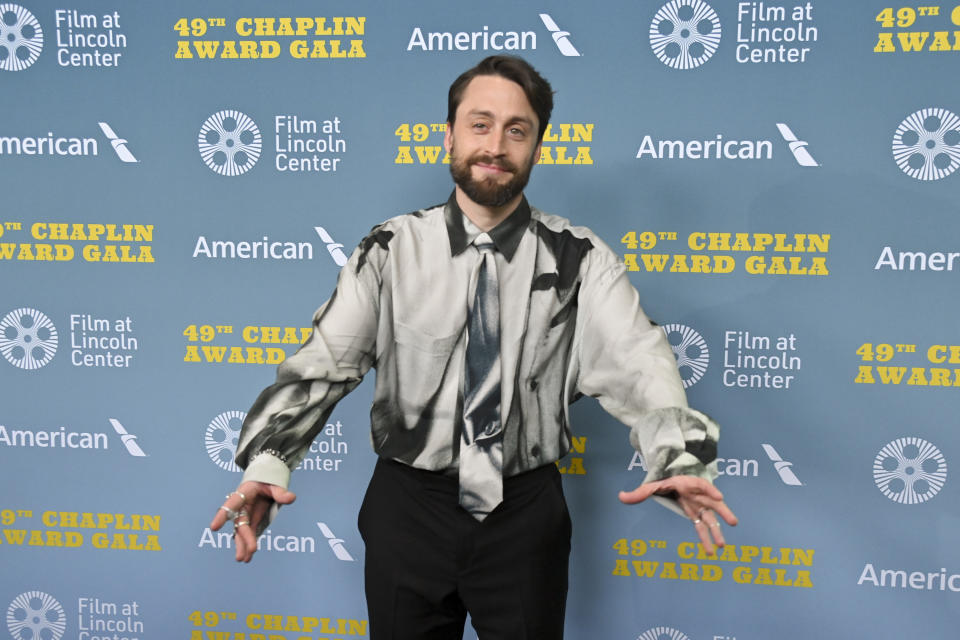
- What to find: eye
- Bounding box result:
[472,122,488,131]
[508,126,527,138]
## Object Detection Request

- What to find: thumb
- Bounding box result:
[618,482,661,505]
[266,485,296,505]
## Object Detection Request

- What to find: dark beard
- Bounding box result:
[448,147,535,208]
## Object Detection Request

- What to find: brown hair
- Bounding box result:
[447,55,554,141]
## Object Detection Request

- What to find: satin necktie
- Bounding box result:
[459,233,504,521]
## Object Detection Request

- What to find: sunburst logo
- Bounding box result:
[650,0,721,70]
[0,308,58,370]
[7,591,66,640]
[0,4,43,72]
[873,437,947,504]
[198,110,262,176]
[205,410,246,472]
[892,108,960,181]
[637,627,691,640]
[661,323,709,388]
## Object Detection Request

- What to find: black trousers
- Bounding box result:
[358,458,572,640]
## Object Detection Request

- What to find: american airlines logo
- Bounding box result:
[538,14,580,56]
[762,443,802,485]
[637,122,819,167]
[98,122,138,163]
[109,418,147,456]
[317,522,355,561]
[406,13,580,56]
[314,226,348,266]
[776,123,818,167]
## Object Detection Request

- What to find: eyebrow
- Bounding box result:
[467,109,535,129]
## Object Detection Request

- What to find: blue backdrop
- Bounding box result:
[3,1,959,639]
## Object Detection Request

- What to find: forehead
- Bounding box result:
[456,74,537,124]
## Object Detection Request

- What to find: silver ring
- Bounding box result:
[709,521,721,528]
[697,507,707,517]
[231,490,246,502]
[219,506,239,519]
[235,520,250,527]
[692,518,703,525]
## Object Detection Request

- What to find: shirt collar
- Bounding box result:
[444,191,531,262]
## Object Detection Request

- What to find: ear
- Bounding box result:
[443,122,453,154]
[533,140,543,165]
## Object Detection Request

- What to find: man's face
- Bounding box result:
[444,74,542,209]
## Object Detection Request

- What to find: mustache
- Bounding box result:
[467,153,517,173]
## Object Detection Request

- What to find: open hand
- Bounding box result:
[210,481,296,563]
[619,475,738,555]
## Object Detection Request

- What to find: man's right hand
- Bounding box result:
[210,481,297,563]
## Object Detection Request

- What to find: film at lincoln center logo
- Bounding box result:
[637,627,690,640]
[892,108,960,181]
[0,308,58,370]
[205,410,246,472]
[7,591,67,640]
[0,4,43,72]
[650,0,721,70]
[661,323,709,388]
[198,110,262,176]
[873,437,947,504]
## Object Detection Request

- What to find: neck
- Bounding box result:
[454,186,523,232]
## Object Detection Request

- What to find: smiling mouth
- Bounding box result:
[472,160,513,175]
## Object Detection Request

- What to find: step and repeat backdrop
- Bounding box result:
[2,1,959,638]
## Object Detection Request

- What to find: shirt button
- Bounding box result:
[531,445,541,457]
[529,378,538,390]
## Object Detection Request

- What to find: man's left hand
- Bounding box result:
[618,475,738,554]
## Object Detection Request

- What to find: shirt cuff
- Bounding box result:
[629,407,720,517]
[241,452,291,489]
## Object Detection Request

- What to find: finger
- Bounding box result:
[618,482,660,504]
[678,501,716,555]
[235,513,256,562]
[211,484,256,531]
[709,500,739,527]
[249,497,270,536]
[267,485,297,505]
[699,509,728,549]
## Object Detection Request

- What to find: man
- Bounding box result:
[211,55,737,639]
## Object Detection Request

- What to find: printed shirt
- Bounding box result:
[236,194,719,507]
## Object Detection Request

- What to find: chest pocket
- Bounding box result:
[392,321,463,420]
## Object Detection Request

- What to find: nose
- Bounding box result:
[485,129,506,156]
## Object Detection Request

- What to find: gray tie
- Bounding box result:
[459,233,503,521]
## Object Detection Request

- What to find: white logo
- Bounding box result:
[661,323,709,388]
[892,108,960,181]
[650,0,721,70]
[109,418,146,456]
[776,123,818,167]
[7,591,66,640]
[205,410,246,472]
[315,226,348,266]
[198,110,262,176]
[98,122,138,163]
[539,14,580,56]
[873,437,947,504]
[0,4,43,72]
[637,627,690,640]
[0,308,58,370]
[317,522,355,561]
[762,443,803,485]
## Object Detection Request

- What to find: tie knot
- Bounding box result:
[474,233,495,254]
